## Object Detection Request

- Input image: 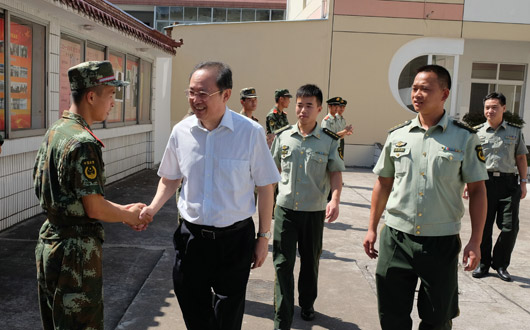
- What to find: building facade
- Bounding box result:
[0,0,181,230]
[168,0,530,167]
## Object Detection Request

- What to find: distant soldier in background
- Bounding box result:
[240,87,259,122]
[266,88,292,148]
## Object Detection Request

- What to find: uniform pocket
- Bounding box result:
[280,151,293,183]
[390,147,411,176]
[434,151,463,178]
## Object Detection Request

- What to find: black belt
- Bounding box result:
[488,171,517,177]
[183,217,252,240]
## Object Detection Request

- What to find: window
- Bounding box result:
[139,60,152,124]
[125,56,139,123]
[256,10,271,21]
[213,8,226,22]
[60,35,83,116]
[469,62,526,115]
[0,14,46,138]
[242,9,255,22]
[107,51,125,124]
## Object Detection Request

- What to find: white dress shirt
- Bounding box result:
[158,107,281,227]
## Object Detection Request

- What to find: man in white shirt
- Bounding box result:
[139,61,280,330]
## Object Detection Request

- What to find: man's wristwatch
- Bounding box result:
[520,178,527,184]
[257,231,271,240]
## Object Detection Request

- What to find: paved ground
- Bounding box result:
[1,168,530,329]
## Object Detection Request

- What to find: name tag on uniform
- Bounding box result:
[393,147,406,152]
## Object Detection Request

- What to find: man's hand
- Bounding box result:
[363,230,379,259]
[462,240,481,271]
[266,133,275,148]
[521,182,527,199]
[462,184,469,200]
[325,199,339,222]
[252,237,269,269]
[123,203,152,230]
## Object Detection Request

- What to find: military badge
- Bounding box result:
[395,141,407,147]
[270,120,275,127]
[83,160,98,180]
[475,145,485,163]
[393,147,405,152]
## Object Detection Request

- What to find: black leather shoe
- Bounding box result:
[472,265,489,278]
[301,307,315,321]
[496,267,512,282]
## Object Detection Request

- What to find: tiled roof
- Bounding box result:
[55,0,183,54]
[109,0,286,9]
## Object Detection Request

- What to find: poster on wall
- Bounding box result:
[59,38,82,116]
[107,53,124,123]
[8,20,32,129]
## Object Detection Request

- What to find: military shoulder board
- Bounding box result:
[274,125,291,135]
[453,120,477,133]
[473,123,485,130]
[323,128,340,140]
[507,122,523,129]
[388,120,411,133]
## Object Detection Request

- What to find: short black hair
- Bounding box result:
[296,84,323,106]
[483,92,506,106]
[70,85,106,105]
[190,61,232,91]
[416,65,452,90]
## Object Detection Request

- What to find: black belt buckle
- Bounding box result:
[492,172,501,177]
[201,229,216,239]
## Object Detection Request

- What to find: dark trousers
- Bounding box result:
[376,226,460,330]
[273,206,325,330]
[172,218,255,330]
[480,174,521,270]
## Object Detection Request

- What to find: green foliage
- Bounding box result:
[462,111,525,128]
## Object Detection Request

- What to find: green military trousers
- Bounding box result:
[273,206,325,330]
[376,226,460,330]
[35,221,104,330]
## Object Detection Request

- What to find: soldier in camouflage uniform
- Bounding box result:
[33,61,151,330]
[266,89,292,147]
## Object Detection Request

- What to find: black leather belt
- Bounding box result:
[488,171,517,177]
[183,217,252,239]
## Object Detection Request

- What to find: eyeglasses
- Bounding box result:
[184,89,221,100]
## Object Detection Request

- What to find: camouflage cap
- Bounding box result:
[327,97,342,105]
[275,89,292,98]
[240,87,258,99]
[340,99,347,106]
[68,61,129,91]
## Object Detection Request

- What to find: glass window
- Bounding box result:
[227,9,241,22]
[184,7,198,21]
[139,60,151,124]
[271,10,285,21]
[198,7,212,22]
[256,9,270,21]
[156,21,168,32]
[471,62,497,79]
[86,43,105,61]
[170,7,184,21]
[499,64,525,81]
[213,8,226,22]
[9,16,46,132]
[469,83,494,115]
[59,35,83,117]
[242,9,255,21]
[398,55,428,111]
[156,6,169,20]
[125,56,139,123]
[108,51,125,124]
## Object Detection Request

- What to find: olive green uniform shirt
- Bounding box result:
[321,114,338,133]
[34,111,106,222]
[475,120,528,173]
[271,123,345,211]
[374,112,488,236]
[266,107,289,134]
[336,114,347,132]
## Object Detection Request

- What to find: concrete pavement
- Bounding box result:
[1,168,530,329]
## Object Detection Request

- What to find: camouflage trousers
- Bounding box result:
[35,221,104,330]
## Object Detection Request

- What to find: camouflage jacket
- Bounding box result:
[33,111,106,222]
[266,107,289,134]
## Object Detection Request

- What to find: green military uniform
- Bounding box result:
[33,61,127,330]
[374,111,488,329]
[266,107,289,134]
[475,120,527,271]
[337,99,348,159]
[240,87,259,122]
[322,97,343,159]
[271,123,345,330]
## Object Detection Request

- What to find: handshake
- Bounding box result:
[122,203,155,232]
